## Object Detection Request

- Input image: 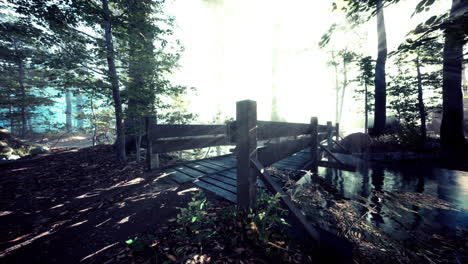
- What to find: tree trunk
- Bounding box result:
[9,105,14,134]
[90,92,97,147]
[415,55,426,141]
[332,51,340,123]
[373,0,387,136]
[339,54,348,123]
[440,0,466,158]
[271,22,280,121]
[65,88,72,132]
[365,83,368,134]
[102,0,126,162]
[18,57,27,138]
[76,91,84,129]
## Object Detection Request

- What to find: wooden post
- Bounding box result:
[327,121,333,161]
[310,117,318,173]
[236,100,258,211]
[335,122,340,142]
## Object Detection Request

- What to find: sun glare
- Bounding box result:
[166,0,452,134]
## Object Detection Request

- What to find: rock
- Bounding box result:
[341,133,372,153]
[8,154,21,160]
[0,127,11,140]
[30,146,50,156]
[0,142,13,158]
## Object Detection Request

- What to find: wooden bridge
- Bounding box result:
[143,100,354,256]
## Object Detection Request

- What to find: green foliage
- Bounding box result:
[354,56,375,114]
[175,191,213,232]
[245,191,290,243]
[391,122,424,147]
[173,190,289,247]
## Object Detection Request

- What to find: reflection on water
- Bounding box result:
[316,160,468,240]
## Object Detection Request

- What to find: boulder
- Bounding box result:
[0,127,11,140]
[0,141,13,158]
[341,133,372,153]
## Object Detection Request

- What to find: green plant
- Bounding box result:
[390,122,423,148]
[173,191,215,243]
[244,190,290,243]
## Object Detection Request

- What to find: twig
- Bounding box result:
[345,205,375,237]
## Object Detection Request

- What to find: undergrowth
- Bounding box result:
[125,190,312,263]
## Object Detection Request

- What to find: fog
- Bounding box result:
[166,0,452,134]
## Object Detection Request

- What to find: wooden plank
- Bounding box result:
[200,176,237,193]
[257,137,310,167]
[173,165,206,177]
[318,132,328,142]
[275,158,307,167]
[184,162,219,174]
[194,160,229,171]
[153,124,226,138]
[319,144,345,166]
[203,158,236,169]
[317,160,356,172]
[236,100,258,211]
[153,136,228,153]
[257,121,310,140]
[218,170,237,180]
[335,122,340,143]
[317,124,328,132]
[332,138,350,154]
[273,163,299,170]
[208,174,237,186]
[327,121,333,150]
[310,117,318,173]
[162,169,196,183]
[193,179,236,202]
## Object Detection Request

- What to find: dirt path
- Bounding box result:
[0,145,209,263]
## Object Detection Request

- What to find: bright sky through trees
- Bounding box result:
[166,0,453,132]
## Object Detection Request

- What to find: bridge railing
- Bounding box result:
[144,100,339,172]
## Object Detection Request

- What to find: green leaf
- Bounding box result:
[191,216,197,222]
[425,15,437,26]
[125,239,134,245]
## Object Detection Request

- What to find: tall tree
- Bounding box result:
[440,0,467,157]
[101,0,126,162]
[355,56,375,133]
[373,0,388,135]
[0,20,53,137]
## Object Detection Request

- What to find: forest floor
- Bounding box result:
[0,145,217,264]
[1,142,467,264]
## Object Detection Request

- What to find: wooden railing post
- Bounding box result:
[145,116,159,171]
[327,121,333,161]
[310,117,318,173]
[236,100,258,211]
[335,122,340,143]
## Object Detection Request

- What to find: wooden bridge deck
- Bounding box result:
[157,149,311,202]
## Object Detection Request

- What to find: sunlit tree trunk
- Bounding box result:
[415,55,426,141]
[16,47,27,138]
[332,51,340,123]
[440,0,466,157]
[271,22,280,121]
[76,92,84,129]
[373,0,387,136]
[102,0,126,162]
[339,54,348,123]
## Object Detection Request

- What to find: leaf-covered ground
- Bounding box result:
[1,144,466,264]
[0,145,205,263]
